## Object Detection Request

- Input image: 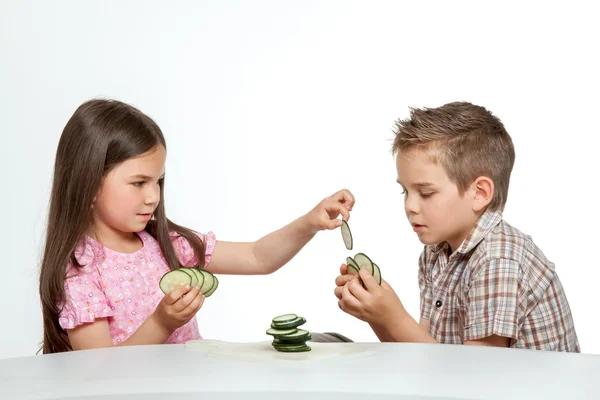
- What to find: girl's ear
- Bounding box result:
[471,176,494,212]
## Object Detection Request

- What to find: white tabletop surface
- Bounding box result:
[1,340,599,400]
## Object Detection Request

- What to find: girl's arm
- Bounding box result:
[206,189,355,275]
[68,284,204,350]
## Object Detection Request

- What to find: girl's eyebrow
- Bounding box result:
[130,174,165,180]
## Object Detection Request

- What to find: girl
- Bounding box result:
[39,99,354,354]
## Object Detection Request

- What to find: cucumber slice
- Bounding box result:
[353,252,374,275]
[204,275,219,297]
[272,344,311,352]
[346,256,359,270]
[341,220,353,250]
[180,268,198,286]
[197,269,215,294]
[268,315,311,352]
[372,263,382,285]
[272,314,298,324]
[346,264,359,275]
[266,328,298,336]
[271,316,306,330]
[273,333,312,344]
[185,268,204,287]
[278,329,310,341]
[159,269,192,294]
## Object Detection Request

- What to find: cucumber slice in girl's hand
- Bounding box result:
[341,220,353,250]
[159,270,192,294]
[184,268,203,287]
[204,275,219,297]
[197,269,214,295]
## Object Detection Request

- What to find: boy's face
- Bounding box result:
[396,148,479,252]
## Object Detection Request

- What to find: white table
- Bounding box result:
[1,341,599,400]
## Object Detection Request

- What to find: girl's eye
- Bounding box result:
[132,181,144,187]
[420,192,434,198]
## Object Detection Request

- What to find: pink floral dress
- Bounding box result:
[58,230,216,344]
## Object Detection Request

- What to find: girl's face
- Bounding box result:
[92,145,166,244]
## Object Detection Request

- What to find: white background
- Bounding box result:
[1,0,598,359]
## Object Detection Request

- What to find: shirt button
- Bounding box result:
[435,300,443,308]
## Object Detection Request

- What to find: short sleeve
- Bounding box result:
[418,250,434,321]
[58,263,113,330]
[170,231,217,268]
[463,258,522,342]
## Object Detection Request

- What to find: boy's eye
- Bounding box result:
[420,192,434,198]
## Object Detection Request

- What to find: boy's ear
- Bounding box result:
[471,176,494,212]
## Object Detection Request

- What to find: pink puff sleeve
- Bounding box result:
[170,231,217,268]
[58,243,113,330]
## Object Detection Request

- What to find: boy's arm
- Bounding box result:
[340,270,510,347]
[369,318,429,342]
[374,314,509,347]
[206,189,354,275]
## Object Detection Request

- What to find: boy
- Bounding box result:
[335,102,579,351]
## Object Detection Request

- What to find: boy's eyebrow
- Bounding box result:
[396,179,434,187]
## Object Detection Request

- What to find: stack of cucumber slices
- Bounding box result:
[266,314,312,352]
[158,267,219,297]
[341,220,382,285]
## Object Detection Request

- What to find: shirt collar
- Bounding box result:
[429,208,503,255]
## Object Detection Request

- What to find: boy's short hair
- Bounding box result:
[392,101,516,211]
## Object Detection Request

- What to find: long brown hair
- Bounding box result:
[39,99,206,354]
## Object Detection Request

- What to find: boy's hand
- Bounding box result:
[152,284,205,333]
[335,265,405,327]
[304,189,355,233]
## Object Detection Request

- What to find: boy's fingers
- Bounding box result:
[359,268,379,292]
[341,282,362,311]
[334,286,343,300]
[347,277,368,301]
[335,274,354,287]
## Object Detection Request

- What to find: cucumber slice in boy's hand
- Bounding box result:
[344,253,382,286]
[341,220,353,250]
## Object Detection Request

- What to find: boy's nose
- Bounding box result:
[404,195,420,215]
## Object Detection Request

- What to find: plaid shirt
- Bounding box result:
[418,209,580,352]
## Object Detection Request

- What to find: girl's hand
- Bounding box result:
[152,284,205,333]
[305,189,355,233]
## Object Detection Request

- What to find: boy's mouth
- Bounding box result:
[411,223,426,232]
